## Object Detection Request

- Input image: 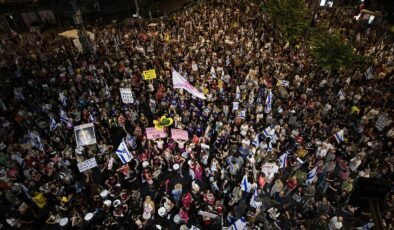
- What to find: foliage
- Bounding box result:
[263,0,308,42]
[310,28,362,71]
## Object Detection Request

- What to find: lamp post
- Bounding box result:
[72,4,92,53]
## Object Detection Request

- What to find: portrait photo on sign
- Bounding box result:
[74,123,97,146]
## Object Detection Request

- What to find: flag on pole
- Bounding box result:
[116,141,133,164]
[49,117,58,132]
[264,89,273,113]
[250,187,262,209]
[251,133,260,147]
[276,79,289,87]
[262,126,275,138]
[306,167,317,185]
[28,131,44,151]
[59,92,67,107]
[231,217,247,230]
[210,66,217,79]
[334,129,344,143]
[266,140,273,152]
[172,69,206,99]
[240,174,250,192]
[278,152,288,168]
[60,110,73,127]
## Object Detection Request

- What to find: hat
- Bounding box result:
[173,164,180,170]
[100,190,109,198]
[59,217,69,226]
[84,213,94,221]
[103,200,112,207]
[142,161,149,168]
[113,199,121,208]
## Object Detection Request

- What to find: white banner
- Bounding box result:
[119,88,134,104]
[77,157,97,172]
[172,70,206,99]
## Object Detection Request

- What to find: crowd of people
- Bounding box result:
[0,0,393,229]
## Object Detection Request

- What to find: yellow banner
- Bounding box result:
[143,69,157,80]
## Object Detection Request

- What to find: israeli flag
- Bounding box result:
[237,110,246,120]
[334,129,344,143]
[14,88,24,100]
[278,152,288,168]
[89,113,95,123]
[0,99,7,111]
[116,141,133,164]
[28,131,44,151]
[251,133,260,147]
[226,57,230,66]
[338,89,345,101]
[306,167,317,185]
[231,217,247,230]
[264,89,273,113]
[266,140,273,152]
[49,117,58,132]
[236,86,241,101]
[60,110,69,123]
[364,67,374,80]
[210,66,217,79]
[59,92,67,107]
[276,79,289,87]
[250,188,262,209]
[240,174,250,192]
[262,126,275,138]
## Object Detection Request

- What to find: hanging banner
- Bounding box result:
[142,69,157,80]
[146,127,167,140]
[77,157,97,172]
[171,129,189,140]
[74,123,97,146]
[119,88,134,103]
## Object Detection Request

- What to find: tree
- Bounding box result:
[263,0,308,42]
[309,28,362,71]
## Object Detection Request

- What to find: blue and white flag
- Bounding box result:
[89,113,96,123]
[266,140,273,152]
[210,66,217,79]
[264,89,273,113]
[231,217,247,230]
[0,99,7,111]
[59,92,67,107]
[334,129,344,143]
[306,167,317,185]
[251,133,260,147]
[232,102,239,111]
[49,117,58,132]
[338,89,345,101]
[60,110,73,127]
[28,131,44,151]
[250,187,262,209]
[14,88,24,100]
[237,110,246,120]
[262,126,275,138]
[116,140,133,164]
[240,174,250,192]
[226,56,230,66]
[236,86,241,101]
[278,152,288,168]
[364,67,374,80]
[276,79,289,87]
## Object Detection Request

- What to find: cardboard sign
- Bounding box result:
[119,88,134,104]
[192,64,198,71]
[74,123,97,146]
[171,129,189,140]
[197,210,218,219]
[77,157,97,172]
[146,127,167,140]
[261,163,279,180]
[375,114,391,132]
[142,69,157,80]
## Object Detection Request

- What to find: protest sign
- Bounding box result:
[74,123,97,146]
[146,127,167,140]
[375,114,391,132]
[171,129,189,140]
[142,69,157,80]
[77,158,97,172]
[119,88,134,103]
[261,163,279,180]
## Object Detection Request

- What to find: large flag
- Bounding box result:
[262,126,275,138]
[240,174,250,192]
[237,110,246,120]
[172,70,206,99]
[278,152,288,168]
[231,217,247,230]
[49,117,58,132]
[116,141,133,164]
[60,110,73,127]
[334,129,344,143]
[250,187,262,209]
[59,92,67,107]
[306,167,317,185]
[264,89,273,113]
[28,131,44,151]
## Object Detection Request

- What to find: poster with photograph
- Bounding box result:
[74,123,96,146]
